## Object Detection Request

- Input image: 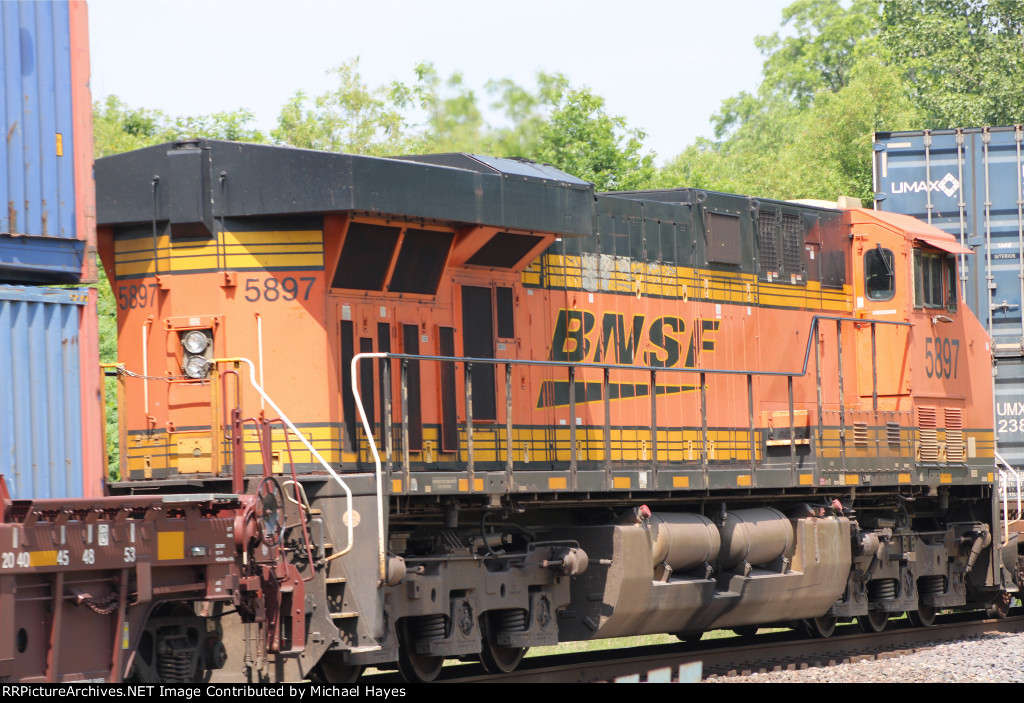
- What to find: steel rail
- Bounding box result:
[360,613,1024,683]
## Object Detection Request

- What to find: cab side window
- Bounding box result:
[865,246,895,301]
[913,250,957,312]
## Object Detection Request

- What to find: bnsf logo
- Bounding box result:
[548,309,719,368]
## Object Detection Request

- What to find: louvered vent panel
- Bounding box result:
[887,422,901,446]
[946,430,964,462]
[919,406,937,428]
[945,407,965,463]
[853,422,869,446]
[758,211,780,273]
[919,406,939,462]
[944,408,963,430]
[781,214,803,277]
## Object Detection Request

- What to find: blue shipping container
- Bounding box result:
[0,285,88,499]
[873,126,1024,474]
[0,0,89,282]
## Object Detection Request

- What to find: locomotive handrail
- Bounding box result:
[352,352,389,586]
[370,314,911,380]
[350,314,915,574]
[213,357,355,559]
[995,452,1022,544]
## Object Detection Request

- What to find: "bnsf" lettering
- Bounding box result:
[548,309,718,368]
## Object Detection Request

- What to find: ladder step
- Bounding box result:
[349,645,382,654]
[330,611,360,620]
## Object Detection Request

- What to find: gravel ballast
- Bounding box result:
[708,631,1024,683]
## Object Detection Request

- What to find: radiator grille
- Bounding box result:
[757,211,780,273]
[781,214,803,277]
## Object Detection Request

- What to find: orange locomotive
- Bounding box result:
[94,141,1019,682]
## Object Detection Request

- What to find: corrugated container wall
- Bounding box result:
[873,126,1024,476]
[1,0,95,284]
[0,286,102,499]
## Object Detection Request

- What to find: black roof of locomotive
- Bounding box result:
[95,140,595,238]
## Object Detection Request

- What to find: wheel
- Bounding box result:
[314,652,365,683]
[803,615,837,638]
[732,625,759,638]
[479,641,527,674]
[397,621,444,683]
[674,631,704,644]
[907,605,936,627]
[857,609,888,633]
[985,591,1012,619]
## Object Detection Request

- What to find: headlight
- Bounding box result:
[184,356,211,379]
[182,330,210,354]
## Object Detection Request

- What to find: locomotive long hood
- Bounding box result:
[95,139,596,238]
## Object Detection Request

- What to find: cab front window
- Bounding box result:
[864,246,895,301]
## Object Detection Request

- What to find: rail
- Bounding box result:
[351,315,910,587]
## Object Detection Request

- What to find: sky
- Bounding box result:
[86,0,794,164]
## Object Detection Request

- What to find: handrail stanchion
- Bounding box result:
[569,364,578,483]
[603,366,612,480]
[871,321,879,412]
[651,368,658,469]
[700,372,708,470]
[401,360,410,477]
[382,358,393,472]
[814,320,824,439]
[748,374,756,473]
[465,362,474,476]
[350,352,387,583]
[788,376,796,472]
[505,363,514,490]
[836,320,846,460]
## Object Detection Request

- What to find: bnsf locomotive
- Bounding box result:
[26,139,1014,682]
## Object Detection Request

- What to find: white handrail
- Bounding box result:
[994,452,1022,545]
[215,356,354,558]
[351,352,388,586]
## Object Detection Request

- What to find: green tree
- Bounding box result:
[712,0,880,140]
[270,61,656,189]
[484,72,568,158]
[93,95,266,158]
[417,64,486,153]
[93,95,173,157]
[272,59,429,155]
[661,0,918,201]
[881,0,1024,127]
[664,0,1024,201]
[535,86,656,191]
